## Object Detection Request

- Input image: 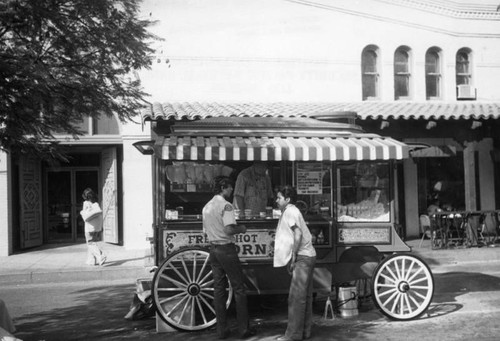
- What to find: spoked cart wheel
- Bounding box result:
[152,247,233,331]
[371,253,434,320]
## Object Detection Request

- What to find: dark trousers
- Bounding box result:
[209,243,249,337]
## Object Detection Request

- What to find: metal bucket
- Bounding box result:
[338,286,358,318]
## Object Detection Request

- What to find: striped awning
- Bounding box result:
[156,135,408,161]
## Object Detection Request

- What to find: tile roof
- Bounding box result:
[141,101,500,122]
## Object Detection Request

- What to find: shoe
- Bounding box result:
[241,328,256,338]
[276,336,293,341]
[98,256,107,266]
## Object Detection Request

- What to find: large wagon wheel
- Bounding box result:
[152,247,233,331]
[371,253,434,320]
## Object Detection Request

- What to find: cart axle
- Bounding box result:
[398,281,410,293]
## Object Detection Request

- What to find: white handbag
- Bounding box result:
[81,202,103,222]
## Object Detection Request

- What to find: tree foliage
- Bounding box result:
[0,0,157,159]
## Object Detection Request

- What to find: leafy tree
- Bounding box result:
[0,0,157,159]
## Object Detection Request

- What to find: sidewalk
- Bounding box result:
[407,237,500,267]
[2,238,500,285]
[0,242,154,285]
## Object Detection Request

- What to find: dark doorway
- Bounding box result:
[46,169,99,242]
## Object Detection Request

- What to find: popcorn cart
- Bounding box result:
[134,113,434,331]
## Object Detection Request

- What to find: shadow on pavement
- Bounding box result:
[414,271,500,321]
[13,285,386,341]
[13,270,500,340]
[433,271,500,302]
[15,283,156,341]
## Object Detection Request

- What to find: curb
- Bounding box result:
[0,266,152,285]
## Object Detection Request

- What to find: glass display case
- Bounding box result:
[158,159,402,255]
[160,160,334,248]
[336,162,391,222]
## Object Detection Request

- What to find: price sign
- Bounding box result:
[297,163,323,195]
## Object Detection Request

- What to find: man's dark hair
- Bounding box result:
[213,176,234,194]
[278,185,297,204]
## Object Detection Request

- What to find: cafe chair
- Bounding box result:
[419,214,432,248]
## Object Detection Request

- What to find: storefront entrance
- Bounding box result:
[417,154,465,214]
[45,168,99,242]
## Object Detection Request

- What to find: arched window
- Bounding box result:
[361,46,379,100]
[456,49,472,86]
[394,47,411,100]
[456,48,475,100]
[425,48,441,99]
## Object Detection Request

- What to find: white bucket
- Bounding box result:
[338,286,358,318]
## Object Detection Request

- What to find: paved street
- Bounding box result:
[3,258,500,341]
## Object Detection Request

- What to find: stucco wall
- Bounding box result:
[120,121,154,249]
[139,0,500,103]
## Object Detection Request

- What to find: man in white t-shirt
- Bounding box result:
[273,185,316,341]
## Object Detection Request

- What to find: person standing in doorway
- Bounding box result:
[203,176,256,339]
[80,188,106,266]
[273,185,316,341]
[233,162,274,217]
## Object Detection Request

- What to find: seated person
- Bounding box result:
[427,199,441,217]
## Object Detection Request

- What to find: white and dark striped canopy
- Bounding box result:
[155,135,408,162]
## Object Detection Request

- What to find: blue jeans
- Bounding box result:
[209,243,250,337]
[285,255,316,340]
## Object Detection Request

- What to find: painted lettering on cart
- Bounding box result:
[233,234,259,243]
[234,243,267,256]
[187,234,209,244]
[163,229,274,259]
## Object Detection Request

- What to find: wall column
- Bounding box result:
[404,158,420,238]
[463,142,477,211]
[478,138,495,210]
[121,137,153,250]
[0,151,12,256]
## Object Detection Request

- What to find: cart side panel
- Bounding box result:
[331,223,410,284]
[157,221,333,294]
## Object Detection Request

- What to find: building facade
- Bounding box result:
[138,0,500,238]
[2,0,500,256]
[0,113,153,256]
